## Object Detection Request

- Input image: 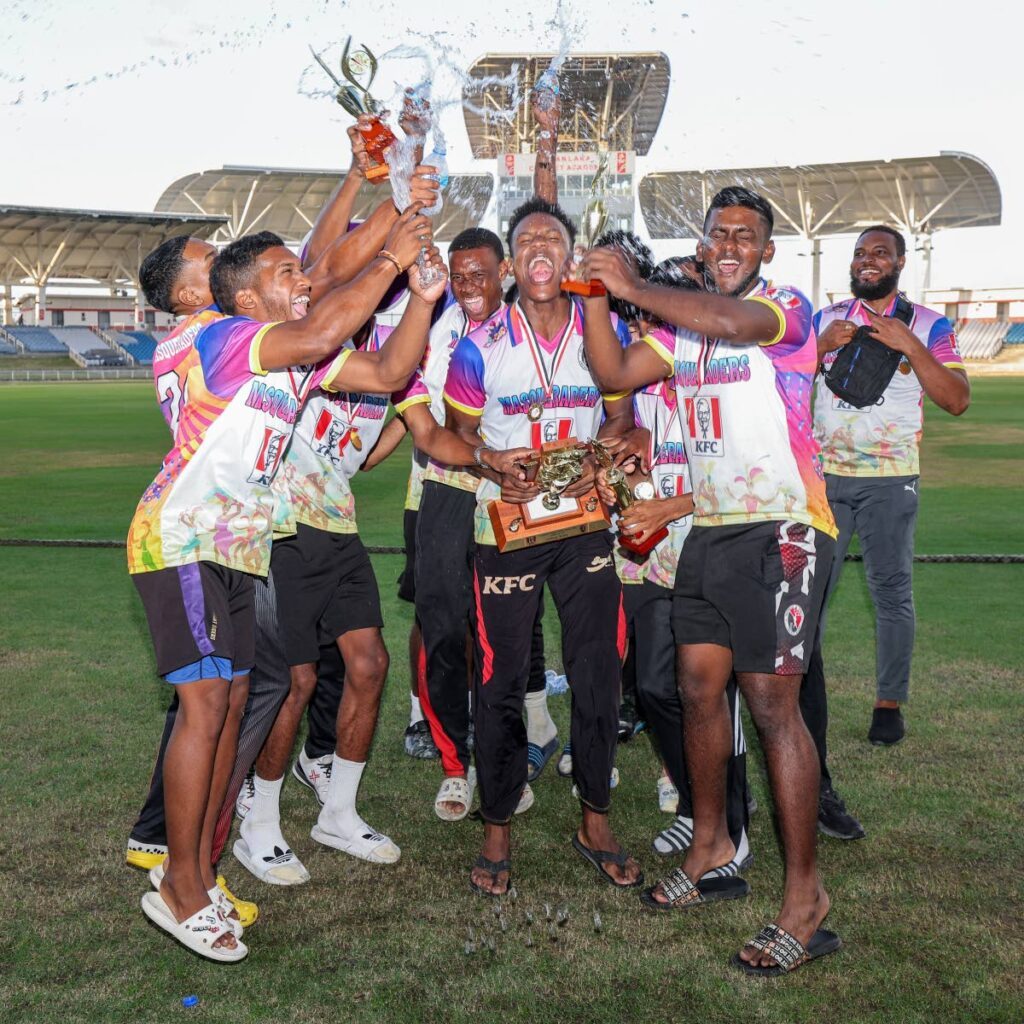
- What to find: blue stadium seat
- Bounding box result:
[6,326,69,353]
[1004,322,1024,345]
[0,338,17,355]
[118,330,158,365]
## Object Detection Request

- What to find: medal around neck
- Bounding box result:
[589,439,667,556]
[311,37,396,181]
[488,438,610,552]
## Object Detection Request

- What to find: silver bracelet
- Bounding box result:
[473,444,492,469]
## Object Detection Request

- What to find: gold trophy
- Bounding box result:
[310,37,396,181]
[590,439,667,555]
[562,154,610,298]
[488,438,609,552]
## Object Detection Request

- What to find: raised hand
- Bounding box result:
[382,202,431,272]
[408,247,448,303]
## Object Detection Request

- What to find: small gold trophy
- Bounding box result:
[590,439,667,555]
[562,154,610,298]
[488,438,609,552]
[310,37,396,181]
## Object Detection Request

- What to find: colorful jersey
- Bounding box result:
[813,295,964,477]
[276,323,399,535]
[644,279,836,539]
[127,316,348,576]
[404,449,428,511]
[398,295,504,494]
[444,297,630,545]
[152,305,224,438]
[615,379,692,589]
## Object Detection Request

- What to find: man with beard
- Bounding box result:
[443,197,640,896]
[578,187,840,977]
[807,226,968,750]
[127,212,434,961]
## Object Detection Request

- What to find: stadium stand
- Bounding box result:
[1004,322,1024,345]
[117,330,158,365]
[6,325,69,353]
[0,338,17,355]
[955,320,1006,359]
[51,327,113,357]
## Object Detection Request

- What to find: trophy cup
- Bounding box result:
[488,438,610,552]
[310,37,396,181]
[562,154,610,298]
[590,439,667,555]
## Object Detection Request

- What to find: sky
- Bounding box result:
[0,0,1018,301]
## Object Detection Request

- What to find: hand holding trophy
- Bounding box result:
[311,37,397,181]
[562,154,610,298]
[590,438,667,555]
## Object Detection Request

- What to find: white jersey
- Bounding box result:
[274,323,395,536]
[616,379,692,589]
[444,297,631,544]
[813,295,964,477]
[644,279,836,539]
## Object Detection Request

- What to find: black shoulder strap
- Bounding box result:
[892,295,915,326]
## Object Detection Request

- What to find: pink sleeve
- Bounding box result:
[392,367,431,411]
[195,318,269,399]
[443,336,487,414]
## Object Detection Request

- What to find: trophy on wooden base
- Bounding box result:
[562,154,610,298]
[590,439,667,555]
[311,37,396,181]
[488,438,610,552]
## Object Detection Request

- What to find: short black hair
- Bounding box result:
[594,230,655,324]
[210,231,285,315]
[506,197,576,254]
[449,227,504,263]
[856,224,906,257]
[139,235,191,314]
[651,256,702,292]
[703,186,774,236]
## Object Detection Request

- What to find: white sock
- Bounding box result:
[240,774,289,851]
[524,689,557,747]
[318,756,366,836]
[409,694,424,727]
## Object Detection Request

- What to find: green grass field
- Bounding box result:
[1,380,1022,1023]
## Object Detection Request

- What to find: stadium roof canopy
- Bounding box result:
[461,52,670,159]
[638,152,1000,298]
[155,166,495,244]
[0,205,228,288]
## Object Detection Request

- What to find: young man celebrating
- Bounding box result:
[444,197,640,896]
[807,226,968,747]
[127,211,434,961]
[579,187,841,976]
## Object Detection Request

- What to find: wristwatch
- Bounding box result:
[633,481,656,501]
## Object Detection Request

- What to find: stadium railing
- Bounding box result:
[0,367,151,382]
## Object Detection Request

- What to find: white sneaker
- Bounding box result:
[514,782,535,815]
[292,750,333,807]
[657,774,679,814]
[235,767,255,820]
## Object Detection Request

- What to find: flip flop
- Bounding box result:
[572,835,643,889]
[141,891,247,963]
[469,854,511,897]
[149,864,242,936]
[732,924,843,976]
[526,736,560,783]
[640,866,750,911]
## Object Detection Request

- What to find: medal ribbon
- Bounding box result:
[513,301,578,412]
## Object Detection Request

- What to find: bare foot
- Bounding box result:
[648,837,737,905]
[578,811,641,886]
[470,822,510,896]
[739,883,831,968]
[160,871,239,952]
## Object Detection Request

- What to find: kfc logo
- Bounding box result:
[784,603,805,636]
[684,396,724,457]
[532,418,572,447]
[248,428,289,485]
[311,409,349,467]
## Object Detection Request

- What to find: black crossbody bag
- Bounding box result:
[824,295,914,408]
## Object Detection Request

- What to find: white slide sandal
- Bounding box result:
[310,821,401,864]
[141,891,247,963]
[434,775,473,822]
[148,863,243,936]
[232,837,311,886]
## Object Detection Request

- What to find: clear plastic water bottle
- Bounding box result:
[417,142,448,286]
[533,65,560,113]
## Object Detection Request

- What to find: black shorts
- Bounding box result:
[133,561,255,682]
[672,521,834,676]
[271,525,383,665]
[397,508,418,603]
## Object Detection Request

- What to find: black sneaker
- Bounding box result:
[404,720,439,760]
[818,784,866,841]
[618,695,638,743]
[868,707,905,746]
